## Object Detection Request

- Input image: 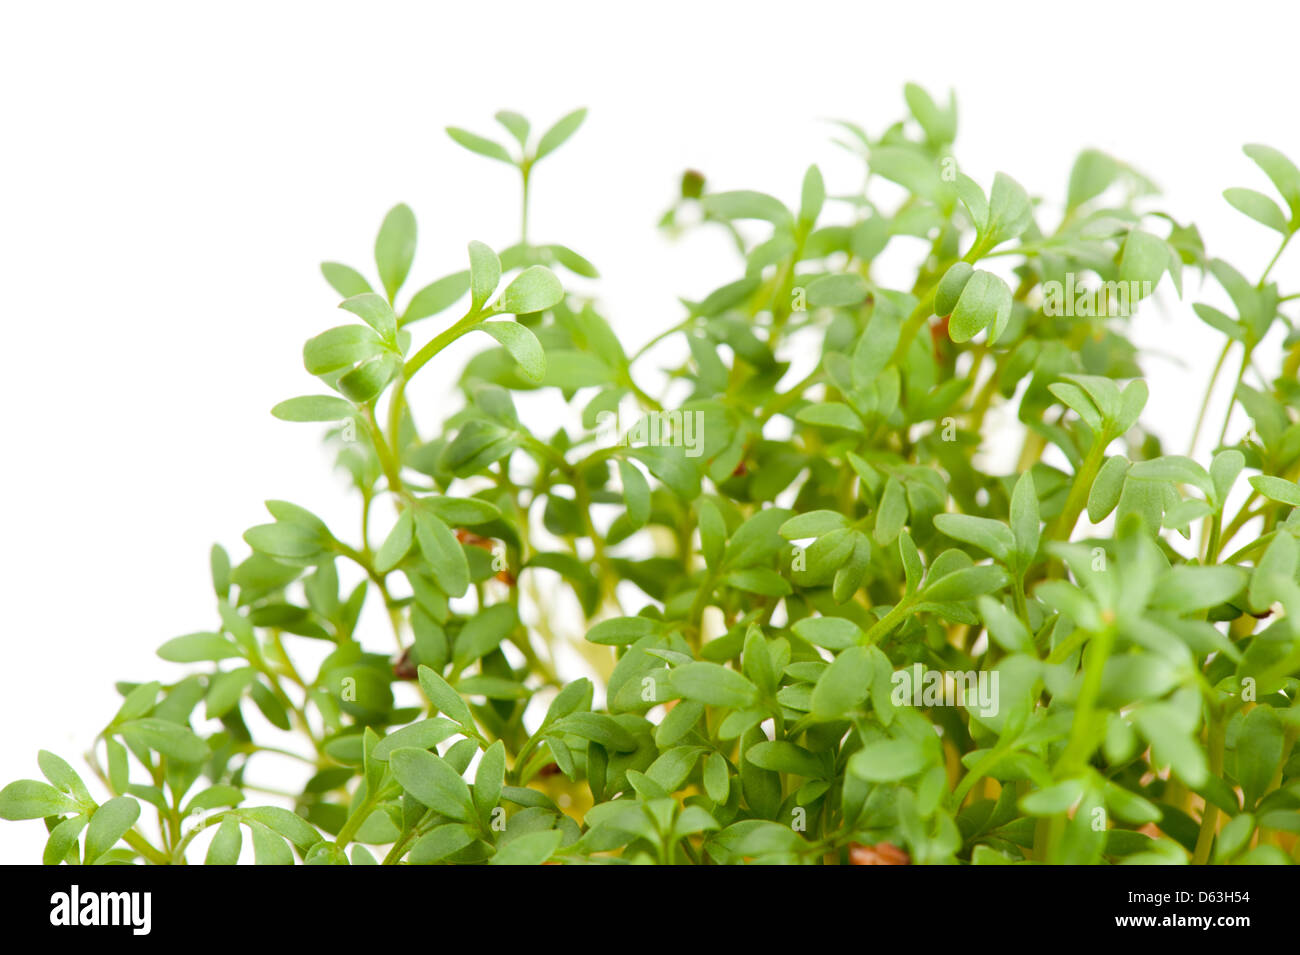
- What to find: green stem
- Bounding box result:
[1188,340,1231,455]
[1048,431,1110,542]
[1260,232,1291,285]
[125,829,172,865]
[1191,712,1226,865]
[1214,346,1252,449]
[520,162,532,245]
[404,308,485,380]
[861,594,919,645]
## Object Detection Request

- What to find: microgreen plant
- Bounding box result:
[5,89,1300,866]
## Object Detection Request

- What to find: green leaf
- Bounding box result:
[239,806,321,851]
[923,565,1010,602]
[617,459,650,529]
[874,477,908,545]
[791,616,862,651]
[1132,704,1207,787]
[414,509,470,598]
[390,747,474,821]
[948,270,1012,343]
[1128,455,1214,498]
[747,741,824,777]
[1193,303,1244,340]
[903,83,955,145]
[849,739,929,782]
[671,663,758,709]
[984,172,1032,246]
[697,499,726,570]
[411,823,476,863]
[494,110,530,146]
[157,632,242,663]
[490,829,563,865]
[403,271,470,325]
[810,645,872,718]
[247,821,293,865]
[271,395,355,423]
[1249,530,1297,613]
[977,596,1030,653]
[374,509,415,573]
[1236,706,1284,808]
[303,324,385,376]
[900,530,924,594]
[454,603,518,669]
[1118,229,1168,289]
[182,785,245,815]
[447,127,514,164]
[1067,149,1120,210]
[955,174,988,232]
[38,750,92,806]
[374,203,417,301]
[700,190,793,228]
[205,667,258,719]
[1214,812,1255,864]
[1010,471,1040,564]
[321,262,372,298]
[934,262,974,317]
[417,665,477,734]
[586,616,660,646]
[806,273,868,308]
[533,108,587,161]
[703,752,730,804]
[1249,474,1300,507]
[206,817,242,865]
[796,402,863,432]
[243,522,324,560]
[1020,779,1085,816]
[0,779,77,820]
[933,513,1016,564]
[1048,382,1103,433]
[869,145,940,199]
[476,321,546,384]
[337,354,400,403]
[372,718,461,760]
[1224,187,1289,234]
[1243,143,1300,218]
[468,240,502,313]
[44,814,88,865]
[550,713,637,751]
[779,510,850,538]
[84,796,140,863]
[474,740,506,824]
[498,265,563,315]
[339,292,398,341]
[1116,379,1148,433]
[1149,565,1247,612]
[1087,456,1130,522]
[117,718,209,763]
[1211,449,1245,505]
[799,164,825,224]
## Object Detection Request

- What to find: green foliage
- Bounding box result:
[8,89,1300,866]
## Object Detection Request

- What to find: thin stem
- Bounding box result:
[1188,340,1231,455]
[520,162,532,245]
[1214,346,1251,449]
[1260,232,1291,285]
[1048,430,1110,542]
[1192,710,1227,865]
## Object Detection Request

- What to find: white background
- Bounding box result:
[2,0,1298,861]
